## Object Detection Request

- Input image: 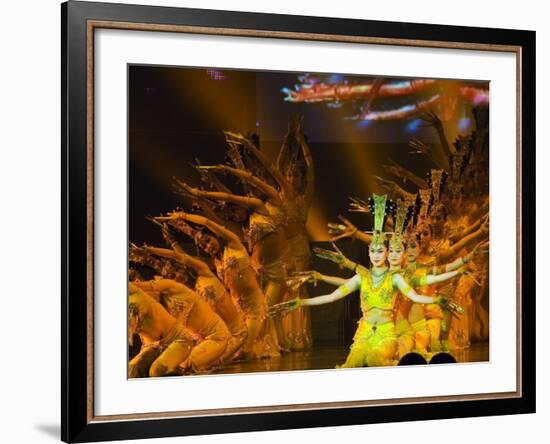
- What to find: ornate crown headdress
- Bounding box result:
[367,193,390,247]
[448,151,469,182]
[416,188,433,221]
[427,169,447,203]
[389,199,412,249]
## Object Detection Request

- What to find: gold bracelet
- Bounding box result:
[337,284,351,295]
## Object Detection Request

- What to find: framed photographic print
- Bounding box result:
[61,0,536,442]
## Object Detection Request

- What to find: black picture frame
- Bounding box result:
[62,1,536,442]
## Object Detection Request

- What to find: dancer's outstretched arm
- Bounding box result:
[438,220,489,263]
[328,216,372,244]
[133,278,191,295]
[383,159,428,189]
[287,270,349,291]
[269,274,361,316]
[198,165,282,205]
[156,212,243,250]
[176,179,266,211]
[431,240,489,274]
[225,130,291,193]
[421,268,466,286]
[392,274,439,304]
[145,245,213,277]
[420,110,455,160]
[373,176,417,201]
[300,274,361,306]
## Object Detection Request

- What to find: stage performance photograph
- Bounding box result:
[127,65,490,377]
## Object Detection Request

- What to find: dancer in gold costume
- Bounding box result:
[271,194,454,368]
[319,199,468,359]
[197,120,315,350]
[415,211,488,350]
[275,119,315,351]
[156,211,269,359]
[403,232,487,351]
[142,223,248,363]
[132,278,231,372]
[128,283,196,377]
[176,172,289,353]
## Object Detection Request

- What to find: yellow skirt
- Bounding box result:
[339,318,397,368]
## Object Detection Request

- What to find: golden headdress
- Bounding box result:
[367,193,390,247]
[389,199,412,249]
[427,169,447,203]
[448,151,469,182]
[417,188,433,221]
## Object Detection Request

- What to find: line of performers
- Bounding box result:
[128,110,489,377]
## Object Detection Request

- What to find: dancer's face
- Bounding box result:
[418,224,432,251]
[448,191,463,211]
[369,244,387,267]
[198,234,220,256]
[388,243,404,267]
[431,209,446,237]
[285,170,304,191]
[225,205,248,223]
[173,271,189,285]
[405,239,419,262]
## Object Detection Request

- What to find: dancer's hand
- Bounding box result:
[174,180,202,198]
[152,213,197,238]
[287,271,321,290]
[154,210,188,222]
[419,109,443,130]
[463,240,489,263]
[314,247,345,265]
[268,298,302,317]
[196,164,230,175]
[373,175,401,195]
[408,138,432,156]
[153,210,188,224]
[436,296,465,316]
[474,240,490,258]
[313,245,353,270]
[129,242,149,263]
[382,162,409,182]
[328,216,358,241]
[348,197,371,213]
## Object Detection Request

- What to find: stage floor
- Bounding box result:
[217,342,489,375]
